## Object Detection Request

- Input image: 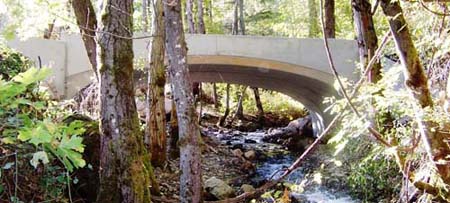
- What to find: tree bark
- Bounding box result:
[213,83,219,108]
[232,0,238,35]
[324,0,335,38]
[71,0,98,80]
[218,84,231,126]
[380,0,450,185]
[197,0,206,34]
[234,85,247,120]
[308,0,320,38]
[146,0,167,167]
[252,87,264,125]
[164,1,203,202]
[238,0,245,35]
[352,0,382,82]
[186,0,197,34]
[96,0,152,202]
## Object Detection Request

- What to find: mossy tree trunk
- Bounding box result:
[146,0,167,167]
[96,0,152,202]
[164,1,203,202]
[71,0,98,80]
[324,0,335,38]
[380,0,450,184]
[352,0,382,82]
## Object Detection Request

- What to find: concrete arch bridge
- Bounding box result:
[7,34,358,134]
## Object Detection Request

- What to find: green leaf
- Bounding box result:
[18,128,32,141]
[30,151,49,168]
[1,136,16,144]
[28,125,53,146]
[60,135,85,153]
[12,67,51,85]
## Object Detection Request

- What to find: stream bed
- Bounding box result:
[207,129,356,203]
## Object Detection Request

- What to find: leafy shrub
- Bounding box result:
[326,65,450,202]
[0,49,86,202]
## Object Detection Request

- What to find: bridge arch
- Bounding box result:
[187,55,336,134]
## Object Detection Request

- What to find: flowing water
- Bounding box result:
[208,129,356,203]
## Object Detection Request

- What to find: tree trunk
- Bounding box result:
[352,0,382,82]
[252,87,264,125]
[308,0,320,38]
[324,0,335,38]
[213,83,219,108]
[164,1,203,202]
[234,85,247,120]
[380,0,450,185]
[142,0,149,32]
[146,0,167,167]
[238,0,245,35]
[197,0,206,34]
[96,0,152,202]
[232,0,238,35]
[71,0,98,80]
[218,84,231,126]
[186,0,196,34]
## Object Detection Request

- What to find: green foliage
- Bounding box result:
[326,64,450,201]
[0,47,31,80]
[0,48,86,201]
[347,150,401,202]
[203,83,307,119]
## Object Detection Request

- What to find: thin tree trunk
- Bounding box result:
[380,0,450,184]
[213,83,219,108]
[324,0,335,38]
[252,87,264,125]
[142,0,149,32]
[71,0,98,80]
[186,0,196,33]
[146,0,167,167]
[164,1,203,202]
[218,84,231,126]
[96,0,151,202]
[308,0,320,37]
[198,83,203,124]
[232,0,238,35]
[238,0,245,35]
[352,0,382,82]
[197,0,206,34]
[234,86,247,120]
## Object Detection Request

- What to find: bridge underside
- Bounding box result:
[189,64,337,135]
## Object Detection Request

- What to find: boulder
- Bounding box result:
[204,177,235,200]
[240,184,256,193]
[244,150,256,160]
[232,149,244,157]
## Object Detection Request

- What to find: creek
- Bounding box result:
[206,128,356,203]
